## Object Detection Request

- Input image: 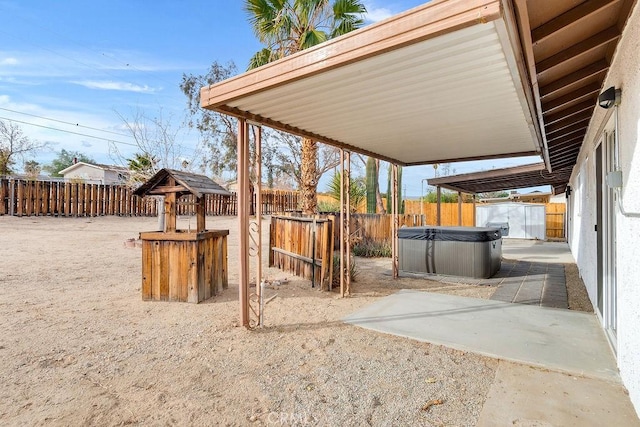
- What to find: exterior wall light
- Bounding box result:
[598,86,621,109]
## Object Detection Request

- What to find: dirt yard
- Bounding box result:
[1,215,571,426]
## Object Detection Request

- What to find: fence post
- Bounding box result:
[9,178,15,216]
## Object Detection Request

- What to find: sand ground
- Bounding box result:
[0,215,584,426]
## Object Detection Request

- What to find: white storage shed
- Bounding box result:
[476,203,546,240]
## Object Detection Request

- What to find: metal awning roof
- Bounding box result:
[200,0,636,191]
[427,162,573,195]
[201,0,542,166]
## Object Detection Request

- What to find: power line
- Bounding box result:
[0,115,137,147]
[0,107,133,139]
[0,116,202,157]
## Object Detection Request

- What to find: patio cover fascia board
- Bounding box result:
[427,162,572,194]
[200,0,544,167]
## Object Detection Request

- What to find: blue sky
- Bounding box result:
[0,0,545,197]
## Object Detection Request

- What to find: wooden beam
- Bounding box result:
[531,0,621,44]
[536,26,620,75]
[403,151,539,166]
[217,106,406,167]
[542,83,600,113]
[549,146,581,160]
[547,133,584,149]
[196,197,206,233]
[546,119,590,140]
[539,60,608,99]
[543,100,594,125]
[164,177,176,232]
[429,163,545,186]
[545,110,593,134]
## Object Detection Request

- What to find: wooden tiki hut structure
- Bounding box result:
[134,169,230,303]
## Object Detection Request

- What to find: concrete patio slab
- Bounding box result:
[502,239,576,264]
[343,290,618,382]
[477,362,640,426]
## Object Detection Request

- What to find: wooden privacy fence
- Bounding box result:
[0,179,299,217]
[269,215,335,290]
[339,213,425,247]
[403,201,567,239]
[545,203,566,239]
[404,201,475,226]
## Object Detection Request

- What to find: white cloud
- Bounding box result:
[71,80,159,93]
[364,6,394,22]
[0,57,19,66]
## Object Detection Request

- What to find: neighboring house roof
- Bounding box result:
[133,169,232,198]
[58,162,129,175]
[480,191,553,203]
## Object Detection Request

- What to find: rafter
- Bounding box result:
[543,100,594,125]
[546,119,590,139]
[532,0,621,44]
[542,83,600,113]
[536,26,620,75]
[545,111,593,134]
[540,60,608,99]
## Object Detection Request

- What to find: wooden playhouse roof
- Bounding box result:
[133,169,231,198]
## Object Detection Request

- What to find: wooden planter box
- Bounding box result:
[140,230,229,303]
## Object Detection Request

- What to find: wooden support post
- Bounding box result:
[345,151,351,296]
[339,149,345,297]
[164,177,176,232]
[458,191,463,226]
[196,196,206,232]
[436,186,442,226]
[391,163,399,279]
[255,125,263,323]
[473,194,477,226]
[238,118,250,328]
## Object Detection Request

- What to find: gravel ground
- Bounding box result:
[0,216,497,426]
[564,263,595,313]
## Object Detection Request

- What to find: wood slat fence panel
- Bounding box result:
[269,215,334,290]
[0,178,300,218]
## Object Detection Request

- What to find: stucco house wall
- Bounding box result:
[567,2,640,415]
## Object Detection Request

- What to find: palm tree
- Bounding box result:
[244,0,367,214]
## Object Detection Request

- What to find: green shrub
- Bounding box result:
[353,240,392,258]
[318,199,340,212]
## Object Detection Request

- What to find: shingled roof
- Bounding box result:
[133,169,231,198]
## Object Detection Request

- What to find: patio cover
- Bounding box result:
[427,162,573,195]
[200,0,543,166]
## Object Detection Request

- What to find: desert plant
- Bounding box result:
[327,171,366,212]
[332,252,358,287]
[352,240,392,258]
[365,156,377,213]
[386,164,404,214]
[318,199,340,212]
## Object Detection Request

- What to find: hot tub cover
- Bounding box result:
[398,226,502,242]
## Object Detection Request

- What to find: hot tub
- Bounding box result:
[398,226,502,279]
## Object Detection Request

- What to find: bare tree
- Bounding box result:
[272,131,340,191]
[109,108,196,184]
[0,119,46,176]
[181,62,240,178]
